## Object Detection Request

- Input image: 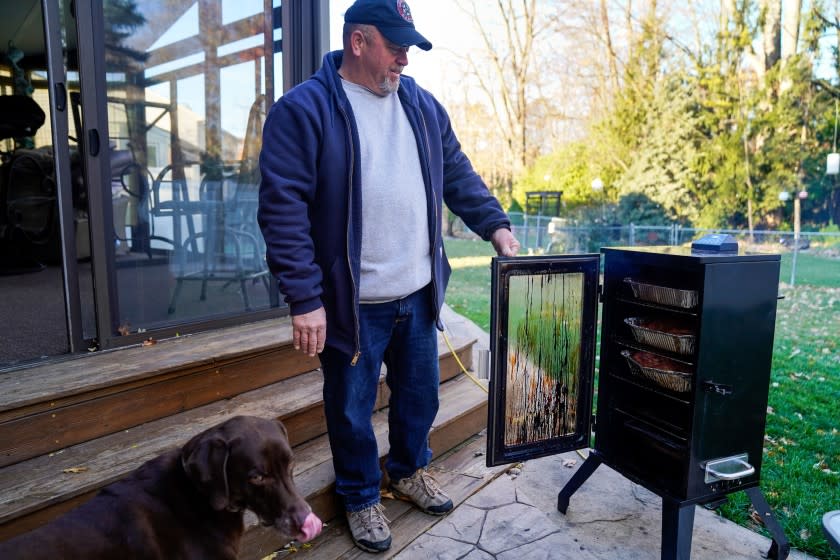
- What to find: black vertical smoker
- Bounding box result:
[486,242,790,560]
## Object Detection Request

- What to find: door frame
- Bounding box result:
[41,0,84,352]
[61,0,329,352]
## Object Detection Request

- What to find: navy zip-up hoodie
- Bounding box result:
[258,51,510,358]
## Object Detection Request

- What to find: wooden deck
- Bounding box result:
[0,309,490,558]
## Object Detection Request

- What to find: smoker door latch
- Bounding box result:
[703,380,733,396]
[704,453,755,483]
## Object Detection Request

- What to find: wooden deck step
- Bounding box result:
[0,334,478,542]
[0,317,318,468]
[240,434,507,560]
[0,316,475,470]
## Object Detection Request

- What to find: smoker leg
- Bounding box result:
[661,498,695,560]
[745,487,790,560]
[557,452,602,514]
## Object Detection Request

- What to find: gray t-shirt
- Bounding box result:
[341,79,431,302]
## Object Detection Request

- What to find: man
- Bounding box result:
[258,0,520,552]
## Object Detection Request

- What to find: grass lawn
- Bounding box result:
[780,250,840,287]
[443,237,840,559]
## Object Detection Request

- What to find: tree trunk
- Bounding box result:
[763,0,782,71]
[600,0,619,91]
[781,0,801,62]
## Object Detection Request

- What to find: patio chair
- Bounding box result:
[165,166,269,314]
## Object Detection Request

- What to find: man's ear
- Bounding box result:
[181,435,230,511]
[351,29,366,56]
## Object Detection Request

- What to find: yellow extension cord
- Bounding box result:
[441,328,589,461]
[441,329,488,393]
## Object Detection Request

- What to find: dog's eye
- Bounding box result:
[249,473,265,485]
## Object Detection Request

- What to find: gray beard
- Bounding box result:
[380,75,400,94]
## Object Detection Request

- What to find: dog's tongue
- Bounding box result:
[296,512,323,543]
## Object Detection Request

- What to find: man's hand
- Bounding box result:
[491,228,521,257]
[292,307,326,357]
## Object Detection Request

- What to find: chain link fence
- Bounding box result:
[447,212,840,284]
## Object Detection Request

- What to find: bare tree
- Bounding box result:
[601,0,620,91]
[453,0,561,179]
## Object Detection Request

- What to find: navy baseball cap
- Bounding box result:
[344,0,433,51]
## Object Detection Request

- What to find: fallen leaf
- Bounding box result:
[562,458,577,468]
[117,323,131,336]
[63,467,88,474]
[799,528,811,540]
[142,337,157,346]
[750,509,765,526]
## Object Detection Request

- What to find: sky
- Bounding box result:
[328,0,481,99]
[135,0,474,142]
[132,0,839,151]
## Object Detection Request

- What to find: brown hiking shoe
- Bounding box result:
[346,503,391,553]
[389,469,454,515]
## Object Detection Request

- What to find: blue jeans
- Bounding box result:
[319,284,440,512]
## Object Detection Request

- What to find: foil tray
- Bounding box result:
[624,278,699,309]
[624,317,696,356]
[621,350,693,393]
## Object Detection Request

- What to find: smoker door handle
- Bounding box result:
[706,459,755,480]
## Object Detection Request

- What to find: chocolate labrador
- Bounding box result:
[0,415,322,559]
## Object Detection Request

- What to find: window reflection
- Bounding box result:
[103,0,282,333]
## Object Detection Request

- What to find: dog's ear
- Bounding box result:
[274,419,289,440]
[181,435,230,511]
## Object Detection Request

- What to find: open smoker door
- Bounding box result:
[486,255,601,467]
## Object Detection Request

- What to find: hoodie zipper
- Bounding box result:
[417,110,441,322]
[337,100,361,366]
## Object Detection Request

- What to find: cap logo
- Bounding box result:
[396,0,413,23]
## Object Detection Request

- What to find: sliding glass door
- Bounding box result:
[95,0,282,335]
[0,0,327,369]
